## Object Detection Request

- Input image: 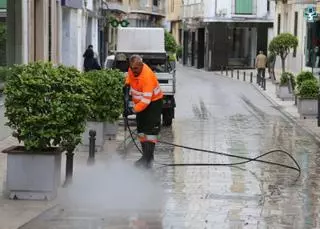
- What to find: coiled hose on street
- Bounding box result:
[124,117,301,177]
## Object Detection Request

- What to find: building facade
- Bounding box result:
[182,0,275,70]
[6,0,106,71]
[124,0,166,27]
[7,0,62,65]
[274,0,320,75]
[166,0,182,45]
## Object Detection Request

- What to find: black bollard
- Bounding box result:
[250,72,253,83]
[221,66,223,74]
[231,68,234,78]
[88,129,96,164]
[226,67,228,76]
[243,72,246,81]
[64,148,75,186]
[237,70,239,80]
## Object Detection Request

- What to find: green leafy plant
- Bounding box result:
[176,45,182,60]
[268,33,298,73]
[4,62,91,151]
[296,71,316,90]
[0,66,10,82]
[168,53,176,62]
[165,30,177,53]
[84,69,123,123]
[0,22,6,66]
[297,79,319,99]
[280,72,296,90]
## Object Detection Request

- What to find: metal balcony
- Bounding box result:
[181,3,204,19]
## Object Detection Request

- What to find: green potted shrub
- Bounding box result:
[176,45,182,62]
[83,69,123,147]
[2,62,91,200]
[277,72,296,100]
[0,66,10,92]
[295,71,317,111]
[296,79,319,118]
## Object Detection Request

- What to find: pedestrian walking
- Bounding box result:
[255,50,267,80]
[123,55,163,169]
[83,45,101,72]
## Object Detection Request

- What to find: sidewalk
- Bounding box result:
[0,133,125,229]
[215,68,320,142]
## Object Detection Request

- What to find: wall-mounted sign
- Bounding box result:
[110,19,130,28]
[61,0,83,9]
[304,5,318,22]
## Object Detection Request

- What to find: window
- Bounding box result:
[293,12,298,57]
[235,0,253,14]
[267,0,270,12]
[153,0,158,6]
[277,14,281,35]
[306,21,320,68]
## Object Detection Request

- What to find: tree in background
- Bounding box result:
[268,33,298,74]
[165,30,177,61]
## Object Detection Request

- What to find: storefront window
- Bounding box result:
[306,21,320,68]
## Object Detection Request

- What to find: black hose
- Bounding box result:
[124,117,301,176]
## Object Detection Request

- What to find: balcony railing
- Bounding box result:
[181,3,204,19]
[129,0,165,16]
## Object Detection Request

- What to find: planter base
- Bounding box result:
[277,85,294,101]
[104,122,119,140]
[82,121,104,151]
[298,99,318,119]
[3,146,62,201]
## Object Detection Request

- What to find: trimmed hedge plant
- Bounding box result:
[4,62,91,151]
[297,79,319,99]
[84,69,123,123]
[296,71,316,90]
[280,72,296,91]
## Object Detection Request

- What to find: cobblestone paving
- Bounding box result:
[20,66,320,229]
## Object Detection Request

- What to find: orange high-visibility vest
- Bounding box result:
[125,64,163,113]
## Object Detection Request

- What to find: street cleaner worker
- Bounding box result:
[123,55,163,169]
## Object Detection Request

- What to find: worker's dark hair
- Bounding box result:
[129,54,143,64]
[88,45,93,49]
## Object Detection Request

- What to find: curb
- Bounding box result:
[215,71,320,142]
[250,83,320,143]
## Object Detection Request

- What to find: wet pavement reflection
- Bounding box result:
[20,66,320,229]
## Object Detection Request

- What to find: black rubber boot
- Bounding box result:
[134,142,155,169]
[134,142,148,168]
[144,142,155,168]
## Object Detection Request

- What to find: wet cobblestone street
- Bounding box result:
[20,66,320,229]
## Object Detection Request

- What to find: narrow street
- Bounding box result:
[20,65,320,229]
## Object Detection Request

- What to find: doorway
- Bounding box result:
[197,28,205,69]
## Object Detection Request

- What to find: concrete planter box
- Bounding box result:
[298,98,318,118]
[82,121,104,148]
[104,121,118,139]
[2,146,62,200]
[276,85,294,101]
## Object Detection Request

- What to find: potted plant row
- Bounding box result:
[81,69,123,149]
[295,71,317,113]
[2,62,91,200]
[276,72,295,101]
[296,79,319,119]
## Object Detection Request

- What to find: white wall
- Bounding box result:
[62,8,85,70]
[273,3,308,75]
[202,0,274,22]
